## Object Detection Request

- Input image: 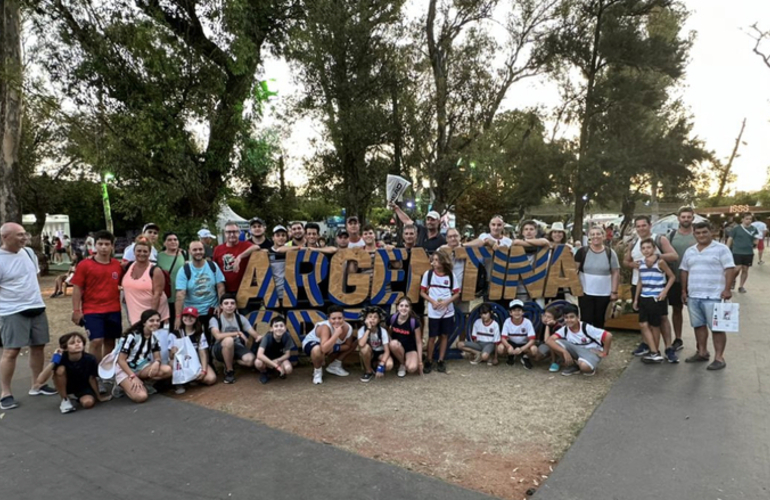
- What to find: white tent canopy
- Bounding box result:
[214,205,249,242]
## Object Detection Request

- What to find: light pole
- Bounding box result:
[102,172,114,234]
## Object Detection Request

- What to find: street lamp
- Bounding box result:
[102,172,115,234]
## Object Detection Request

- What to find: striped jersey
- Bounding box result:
[120,332,160,369]
[638,259,666,297]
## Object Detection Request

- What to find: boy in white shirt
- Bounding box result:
[458,303,500,365]
[498,299,537,369]
[546,304,612,377]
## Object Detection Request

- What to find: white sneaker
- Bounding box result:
[60,399,76,414]
[325,360,350,377]
[397,365,407,378]
[312,368,323,385]
[174,386,186,395]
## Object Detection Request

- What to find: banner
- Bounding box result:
[386,174,411,206]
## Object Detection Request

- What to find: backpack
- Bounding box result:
[426,269,455,291]
[121,262,166,295]
[183,261,218,281]
[159,250,188,298]
[210,313,245,338]
[560,322,603,347]
[574,246,612,273]
[389,313,419,333]
[630,234,664,254]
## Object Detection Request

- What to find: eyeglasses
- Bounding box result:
[225,230,239,234]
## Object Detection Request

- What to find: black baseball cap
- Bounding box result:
[346,216,359,223]
[249,217,266,226]
[337,229,350,237]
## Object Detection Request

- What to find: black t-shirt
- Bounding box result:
[388,314,419,339]
[251,238,274,250]
[415,224,446,254]
[259,332,295,359]
[59,353,98,391]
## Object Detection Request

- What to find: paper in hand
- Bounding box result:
[386,174,411,207]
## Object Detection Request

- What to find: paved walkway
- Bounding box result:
[535,259,770,500]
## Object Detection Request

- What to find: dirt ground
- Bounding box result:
[38,274,637,500]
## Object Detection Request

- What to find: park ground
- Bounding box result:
[36,275,636,500]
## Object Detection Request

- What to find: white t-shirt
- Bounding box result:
[478,233,513,277]
[680,242,735,299]
[302,320,354,347]
[420,270,460,318]
[553,323,607,351]
[631,237,660,285]
[357,326,390,352]
[751,221,767,236]
[348,238,366,249]
[85,236,95,253]
[0,248,45,316]
[471,318,501,344]
[122,243,159,262]
[501,317,535,345]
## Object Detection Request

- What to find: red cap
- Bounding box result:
[182,307,199,318]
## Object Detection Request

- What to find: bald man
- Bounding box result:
[0,223,57,410]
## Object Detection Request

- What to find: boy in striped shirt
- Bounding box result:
[633,238,676,363]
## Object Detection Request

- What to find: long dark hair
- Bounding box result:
[394,296,422,330]
[179,315,204,344]
[123,309,161,337]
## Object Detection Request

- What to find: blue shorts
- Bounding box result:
[688,297,720,330]
[428,316,455,338]
[84,312,123,341]
[303,341,320,357]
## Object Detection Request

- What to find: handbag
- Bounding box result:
[98,338,125,380]
[712,300,739,333]
[172,336,202,385]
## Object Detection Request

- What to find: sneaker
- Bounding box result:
[582,369,597,377]
[506,354,516,366]
[312,368,323,385]
[97,378,108,394]
[665,347,679,364]
[360,372,374,383]
[651,352,664,363]
[423,361,433,374]
[326,360,350,377]
[738,287,747,293]
[549,362,560,373]
[144,382,158,395]
[174,386,186,394]
[0,395,19,410]
[29,384,58,396]
[521,356,533,370]
[59,398,76,414]
[397,365,407,378]
[685,352,710,363]
[259,373,271,385]
[707,360,726,371]
[671,338,684,352]
[470,353,482,365]
[632,342,650,357]
[642,352,663,364]
[436,360,447,373]
[224,370,236,384]
[111,385,125,399]
[561,365,580,376]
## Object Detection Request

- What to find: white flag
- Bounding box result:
[386,174,411,206]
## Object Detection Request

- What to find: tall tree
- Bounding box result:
[30,0,297,224]
[423,0,559,211]
[1,0,23,223]
[288,0,406,221]
[546,0,691,240]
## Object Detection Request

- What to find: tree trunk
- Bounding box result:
[715,118,746,203]
[1,0,23,223]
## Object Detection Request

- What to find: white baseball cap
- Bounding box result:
[197,229,214,239]
[508,299,525,310]
[273,225,287,234]
[427,211,441,220]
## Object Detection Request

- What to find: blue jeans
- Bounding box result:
[687,297,719,329]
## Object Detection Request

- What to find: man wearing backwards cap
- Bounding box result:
[389,203,446,254]
[122,223,160,262]
[248,217,273,250]
[345,216,365,248]
[197,228,215,260]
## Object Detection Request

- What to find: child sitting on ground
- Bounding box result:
[35,331,111,414]
[497,299,537,369]
[545,304,612,377]
[358,307,393,383]
[458,303,500,366]
[530,305,565,372]
[169,307,217,393]
[254,315,296,384]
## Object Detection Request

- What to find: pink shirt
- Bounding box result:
[122,263,169,325]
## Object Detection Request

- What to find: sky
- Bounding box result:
[262,0,770,195]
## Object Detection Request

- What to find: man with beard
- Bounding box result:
[667,207,697,352]
[287,221,306,247]
[389,203,446,254]
[212,222,253,294]
[248,217,273,250]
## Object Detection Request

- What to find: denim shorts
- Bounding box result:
[687,297,719,329]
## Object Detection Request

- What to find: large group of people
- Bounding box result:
[0,205,758,413]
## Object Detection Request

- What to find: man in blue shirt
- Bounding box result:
[175,241,225,332]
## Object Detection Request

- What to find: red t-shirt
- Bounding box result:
[212,241,253,293]
[69,258,123,314]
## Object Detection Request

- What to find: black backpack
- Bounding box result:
[574,246,612,273]
[210,313,245,334]
[183,261,218,281]
[427,269,455,291]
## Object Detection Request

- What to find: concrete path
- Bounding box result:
[535,258,770,500]
[1,368,492,500]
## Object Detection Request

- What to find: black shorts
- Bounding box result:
[733,253,754,267]
[391,334,417,353]
[638,296,668,327]
[68,384,96,400]
[428,316,455,338]
[212,340,250,362]
[668,282,683,307]
[371,350,386,364]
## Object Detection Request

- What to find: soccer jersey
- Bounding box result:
[501,317,535,345]
[420,270,460,318]
[553,322,607,350]
[120,332,160,369]
[470,318,501,344]
[69,258,123,314]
